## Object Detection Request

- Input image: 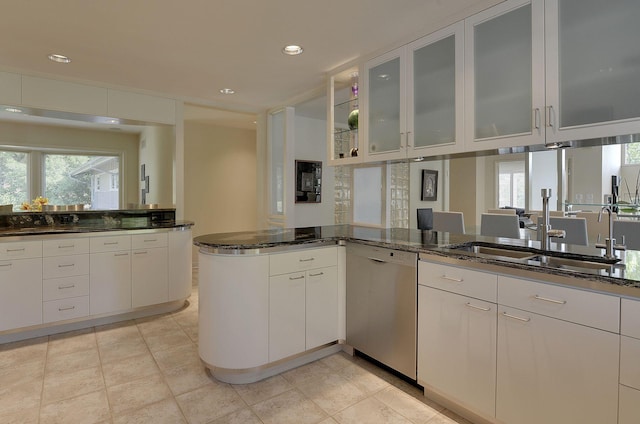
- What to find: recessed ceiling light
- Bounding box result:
[282,45,304,56]
[219,88,235,95]
[5,107,22,113]
[48,53,72,64]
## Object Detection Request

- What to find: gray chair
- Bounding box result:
[549,216,589,246]
[480,213,521,239]
[614,220,640,250]
[432,211,465,234]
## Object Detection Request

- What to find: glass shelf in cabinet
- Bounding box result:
[334,98,359,109]
[334,128,358,136]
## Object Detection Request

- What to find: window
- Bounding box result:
[0,149,120,210]
[0,150,28,209]
[497,161,525,208]
[624,142,640,165]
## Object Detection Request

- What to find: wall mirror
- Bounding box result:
[295,160,322,203]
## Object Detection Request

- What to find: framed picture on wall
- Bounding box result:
[421,170,438,201]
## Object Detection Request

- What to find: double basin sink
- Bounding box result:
[449,242,620,273]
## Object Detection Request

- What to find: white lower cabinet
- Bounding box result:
[619,385,640,424]
[496,277,620,424]
[418,285,496,418]
[168,229,193,301]
[306,266,338,349]
[269,272,306,362]
[0,257,42,331]
[131,247,168,308]
[90,250,131,315]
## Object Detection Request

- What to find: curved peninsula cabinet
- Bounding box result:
[0,222,193,343]
[195,235,346,384]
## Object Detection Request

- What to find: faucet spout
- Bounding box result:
[598,205,616,260]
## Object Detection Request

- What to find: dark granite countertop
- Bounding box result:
[193,225,640,298]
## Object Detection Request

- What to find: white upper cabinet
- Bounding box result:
[107,89,176,125]
[361,21,464,162]
[407,22,465,157]
[0,71,21,105]
[327,66,363,166]
[544,0,640,143]
[465,0,545,152]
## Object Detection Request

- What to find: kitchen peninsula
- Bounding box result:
[195,225,640,424]
[0,208,193,343]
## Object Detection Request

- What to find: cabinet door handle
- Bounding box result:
[58,306,75,312]
[114,253,129,257]
[533,294,566,305]
[299,257,315,262]
[6,248,26,252]
[546,105,555,128]
[289,275,305,280]
[58,284,75,289]
[502,311,531,322]
[534,108,541,129]
[406,131,412,148]
[0,263,12,269]
[134,251,148,255]
[367,257,386,264]
[465,302,491,312]
[308,272,324,277]
[104,242,119,245]
[58,244,75,249]
[440,275,463,283]
[58,263,75,268]
[143,239,157,243]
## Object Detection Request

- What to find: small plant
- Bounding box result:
[620,169,640,212]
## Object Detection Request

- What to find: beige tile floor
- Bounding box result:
[0,271,470,424]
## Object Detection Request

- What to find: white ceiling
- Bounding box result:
[0,0,501,125]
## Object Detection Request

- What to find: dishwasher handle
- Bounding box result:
[367,257,387,264]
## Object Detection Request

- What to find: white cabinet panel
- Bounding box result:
[131,247,168,308]
[43,254,89,279]
[269,247,337,276]
[621,335,640,391]
[90,251,131,315]
[306,266,338,349]
[43,275,89,301]
[131,232,167,250]
[107,89,176,124]
[496,305,619,424]
[168,229,192,301]
[619,385,640,424]
[498,275,620,332]
[21,76,107,115]
[0,240,42,260]
[0,258,42,331]
[621,298,640,339]
[0,71,21,105]
[90,235,131,253]
[418,286,496,418]
[43,296,89,323]
[269,272,306,362]
[43,238,90,257]
[418,260,497,302]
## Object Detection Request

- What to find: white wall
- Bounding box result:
[293,115,335,227]
[184,121,257,262]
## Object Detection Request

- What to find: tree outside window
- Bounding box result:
[0,150,28,209]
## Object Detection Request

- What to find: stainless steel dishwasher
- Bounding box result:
[346,243,417,379]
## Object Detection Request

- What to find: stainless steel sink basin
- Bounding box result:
[451,243,537,260]
[527,255,614,271]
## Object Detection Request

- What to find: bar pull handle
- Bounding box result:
[58,263,75,268]
[114,253,129,257]
[502,311,531,322]
[289,275,305,280]
[534,108,541,129]
[299,257,315,262]
[308,272,324,277]
[546,105,555,128]
[58,306,76,312]
[58,284,76,289]
[104,242,119,246]
[533,294,566,305]
[440,275,463,283]
[6,248,26,252]
[58,244,75,249]
[465,302,491,312]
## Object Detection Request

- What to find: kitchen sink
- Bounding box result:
[455,244,538,260]
[527,255,615,271]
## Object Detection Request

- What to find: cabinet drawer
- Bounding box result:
[269,247,337,276]
[43,238,90,256]
[621,336,640,390]
[620,385,640,424]
[498,276,619,333]
[131,232,167,249]
[43,296,89,323]
[43,254,89,279]
[90,235,131,253]
[0,240,42,260]
[621,298,640,339]
[418,260,497,302]
[43,275,89,301]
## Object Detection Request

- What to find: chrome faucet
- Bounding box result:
[597,205,625,260]
[540,188,565,251]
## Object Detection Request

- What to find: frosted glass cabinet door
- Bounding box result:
[408,22,464,155]
[364,49,406,160]
[465,0,545,151]
[545,0,640,142]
